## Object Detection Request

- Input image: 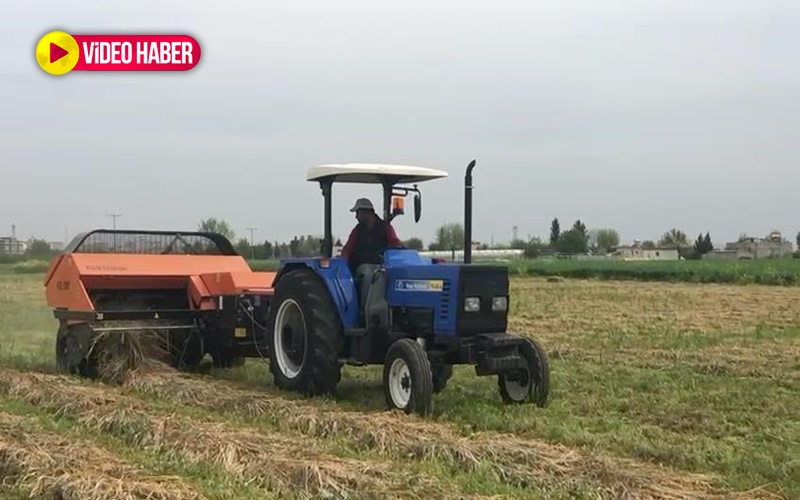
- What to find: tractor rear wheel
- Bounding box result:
[267,268,343,396]
[383,338,433,416]
[498,337,550,407]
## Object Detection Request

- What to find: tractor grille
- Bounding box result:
[439,279,452,322]
[456,265,508,336]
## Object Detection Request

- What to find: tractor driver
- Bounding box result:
[340,198,404,318]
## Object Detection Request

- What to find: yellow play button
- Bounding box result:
[35,31,80,76]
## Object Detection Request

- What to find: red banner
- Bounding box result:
[71,34,201,71]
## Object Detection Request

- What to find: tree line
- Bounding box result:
[197,217,731,261]
[3,216,795,263]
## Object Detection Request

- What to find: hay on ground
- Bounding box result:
[88,321,181,384]
[0,368,451,500]
[0,411,204,500]
[126,372,769,500]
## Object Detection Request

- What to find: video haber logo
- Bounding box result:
[36,31,201,76]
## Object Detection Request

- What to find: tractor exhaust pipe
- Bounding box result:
[464,159,476,264]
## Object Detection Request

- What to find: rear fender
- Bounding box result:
[273,258,359,330]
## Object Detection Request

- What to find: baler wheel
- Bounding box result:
[266,268,343,396]
[56,323,99,379]
[383,338,433,416]
[498,337,550,407]
[172,329,205,371]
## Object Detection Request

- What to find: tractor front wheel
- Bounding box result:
[383,338,433,416]
[266,269,343,396]
[498,337,550,407]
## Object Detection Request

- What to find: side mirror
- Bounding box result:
[414,193,422,223]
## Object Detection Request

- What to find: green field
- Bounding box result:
[247,256,800,286]
[8,254,800,287]
[0,270,797,499]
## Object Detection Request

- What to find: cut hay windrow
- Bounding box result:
[0,411,204,500]
[89,321,184,384]
[126,372,766,500]
[0,368,455,500]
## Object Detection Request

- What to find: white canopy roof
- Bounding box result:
[306,163,449,184]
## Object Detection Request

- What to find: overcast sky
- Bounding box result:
[2,0,798,248]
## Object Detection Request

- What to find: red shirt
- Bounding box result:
[340,218,402,260]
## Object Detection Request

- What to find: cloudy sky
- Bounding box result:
[2,0,798,248]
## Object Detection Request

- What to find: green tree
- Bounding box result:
[259,240,274,260]
[24,239,54,259]
[549,218,560,247]
[595,228,620,253]
[572,219,587,236]
[289,236,300,257]
[405,237,424,251]
[198,217,235,241]
[641,240,656,250]
[510,238,527,250]
[659,228,688,249]
[431,223,464,251]
[234,238,250,257]
[522,237,547,259]
[556,229,588,254]
[691,232,714,259]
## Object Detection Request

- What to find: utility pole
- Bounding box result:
[246,227,257,260]
[106,213,122,230]
[106,213,122,250]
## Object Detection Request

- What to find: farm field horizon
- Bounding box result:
[0,271,797,499]
[6,255,800,287]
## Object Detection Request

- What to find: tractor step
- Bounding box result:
[345,328,367,337]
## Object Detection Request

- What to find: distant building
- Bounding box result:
[0,237,25,255]
[612,240,680,261]
[705,231,793,259]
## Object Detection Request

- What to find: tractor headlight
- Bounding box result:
[492,296,508,312]
[464,297,480,312]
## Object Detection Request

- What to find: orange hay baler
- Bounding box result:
[45,229,276,376]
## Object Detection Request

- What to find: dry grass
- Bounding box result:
[509,278,800,379]
[0,411,203,500]
[510,278,800,336]
[88,322,183,385]
[0,368,455,500]
[1,273,796,499]
[124,371,757,500]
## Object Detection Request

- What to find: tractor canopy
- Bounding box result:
[306,163,449,258]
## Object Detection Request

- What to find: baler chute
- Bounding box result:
[45,229,275,378]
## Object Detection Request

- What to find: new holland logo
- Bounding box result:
[394,279,444,292]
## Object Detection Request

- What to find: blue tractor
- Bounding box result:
[265,160,550,415]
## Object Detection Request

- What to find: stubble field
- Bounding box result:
[0,271,797,499]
